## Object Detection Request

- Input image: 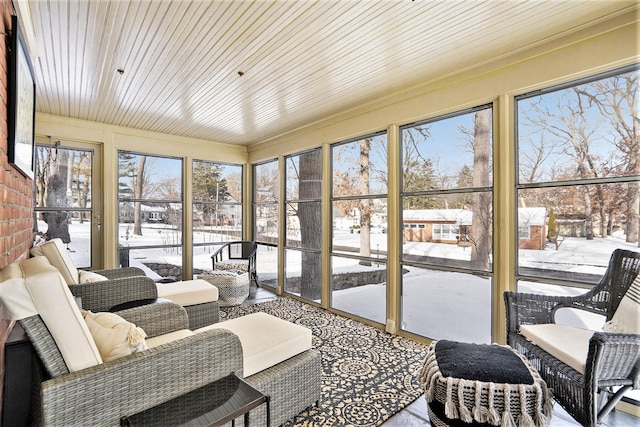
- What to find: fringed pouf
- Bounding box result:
[419,340,553,427]
[199,270,250,306]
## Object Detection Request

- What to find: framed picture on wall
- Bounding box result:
[8,14,36,179]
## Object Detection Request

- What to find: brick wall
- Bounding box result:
[0,0,32,269]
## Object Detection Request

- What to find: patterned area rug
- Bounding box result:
[220,297,429,427]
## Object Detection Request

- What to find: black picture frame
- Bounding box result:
[8,15,36,179]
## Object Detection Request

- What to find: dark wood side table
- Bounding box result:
[121,373,270,427]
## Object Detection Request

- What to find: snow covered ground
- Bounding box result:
[48,220,638,344]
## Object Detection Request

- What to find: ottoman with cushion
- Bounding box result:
[156,279,219,328]
[419,340,552,427]
[199,270,250,306]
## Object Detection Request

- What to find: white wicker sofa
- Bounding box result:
[0,256,321,426]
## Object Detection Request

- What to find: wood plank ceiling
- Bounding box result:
[20,0,637,146]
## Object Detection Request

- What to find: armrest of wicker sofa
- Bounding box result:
[588,332,640,388]
[503,290,605,332]
[505,291,567,332]
[93,266,147,279]
[39,328,243,427]
[114,299,190,337]
[69,276,159,312]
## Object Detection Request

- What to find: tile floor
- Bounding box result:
[239,283,639,427]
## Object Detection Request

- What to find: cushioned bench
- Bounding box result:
[156,279,219,328]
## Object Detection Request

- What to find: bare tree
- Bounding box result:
[297,150,322,300]
[470,109,492,269]
[43,149,71,242]
[359,139,372,266]
[575,73,639,244]
[133,156,147,236]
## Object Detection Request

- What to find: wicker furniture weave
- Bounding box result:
[211,241,259,286]
[200,270,250,306]
[18,299,321,426]
[505,248,640,427]
[420,340,552,427]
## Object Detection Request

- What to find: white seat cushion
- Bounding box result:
[146,329,195,347]
[196,312,312,377]
[520,323,595,374]
[156,279,219,306]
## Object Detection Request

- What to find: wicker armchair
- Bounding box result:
[505,248,640,426]
[211,241,259,286]
[20,301,244,426]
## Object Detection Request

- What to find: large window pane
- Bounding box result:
[516,66,639,292]
[401,266,492,343]
[36,211,92,268]
[286,150,322,200]
[192,160,242,279]
[402,194,492,270]
[285,149,322,301]
[332,199,388,258]
[256,244,278,288]
[118,152,183,280]
[332,135,387,196]
[331,256,387,324]
[518,69,639,184]
[402,108,492,193]
[330,134,389,321]
[254,160,279,244]
[517,184,639,284]
[284,249,321,299]
[400,105,493,341]
[34,145,94,268]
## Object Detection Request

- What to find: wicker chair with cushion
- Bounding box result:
[0,256,321,426]
[211,240,259,286]
[504,248,640,427]
[31,238,220,328]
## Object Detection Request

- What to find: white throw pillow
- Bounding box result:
[603,274,640,334]
[79,270,108,283]
[82,310,148,362]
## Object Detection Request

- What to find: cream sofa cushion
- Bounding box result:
[17,257,103,371]
[156,279,219,306]
[520,323,595,374]
[30,238,79,285]
[82,310,148,361]
[197,312,312,377]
